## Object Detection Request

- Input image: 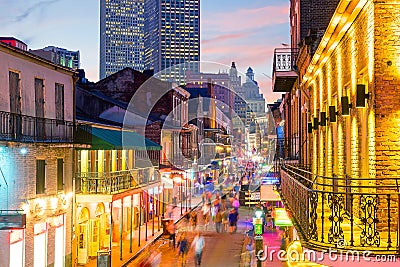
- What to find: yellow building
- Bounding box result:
[279,0,400,256]
[73,124,162,265]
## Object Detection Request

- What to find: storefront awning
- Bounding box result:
[89,127,162,151]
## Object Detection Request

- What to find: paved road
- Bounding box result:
[129,206,251,267]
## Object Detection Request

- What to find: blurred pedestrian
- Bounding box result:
[177,232,189,265]
[167,221,176,248]
[215,209,223,233]
[191,232,205,266]
[222,209,229,232]
[228,209,239,233]
[190,211,198,231]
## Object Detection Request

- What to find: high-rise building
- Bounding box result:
[30,46,80,69]
[100,0,145,79]
[144,0,200,84]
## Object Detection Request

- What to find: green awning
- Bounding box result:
[89,127,162,151]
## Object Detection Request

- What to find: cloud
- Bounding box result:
[202,33,250,45]
[14,0,60,23]
[202,5,289,34]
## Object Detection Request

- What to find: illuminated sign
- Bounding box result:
[255,224,263,235]
[275,208,293,227]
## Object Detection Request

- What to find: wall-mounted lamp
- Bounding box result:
[319,112,327,126]
[329,106,338,122]
[313,117,318,130]
[356,84,369,107]
[307,122,313,133]
[341,96,352,116]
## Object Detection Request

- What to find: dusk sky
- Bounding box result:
[0,0,289,103]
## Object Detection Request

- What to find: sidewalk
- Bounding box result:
[82,195,203,267]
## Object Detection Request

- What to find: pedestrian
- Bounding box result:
[222,209,229,232]
[191,232,205,266]
[201,191,206,204]
[271,206,276,229]
[232,197,240,211]
[177,232,189,265]
[228,208,239,233]
[215,209,222,233]
[190,211,198,231]
[167,221,176,248]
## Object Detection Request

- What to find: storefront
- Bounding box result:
[53,215,66,267]
[9,229,24,267]
[34,222,48,267]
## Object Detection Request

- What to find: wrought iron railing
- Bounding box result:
[280,164,400,255]
[273,48,299,72]
[76,167,160,194]
[0,111,91,143]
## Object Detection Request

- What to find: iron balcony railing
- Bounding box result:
[279,164,400,255]
[76,167,160,194]
[0,111,91,144]
[273,48,299,73]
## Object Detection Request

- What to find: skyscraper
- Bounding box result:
[144,0,200,84]
[100,0,145,79]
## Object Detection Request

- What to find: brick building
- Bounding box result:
[277,0,400,259]
[0,41,83,267]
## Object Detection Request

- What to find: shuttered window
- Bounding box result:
[57,158,64,191]
[55,83,64,121]
[36,160,46,194]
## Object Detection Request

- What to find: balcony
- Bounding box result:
[272,48,299,92]
[279,164,400,255]
[0,111,91,144]
[76,167,159,194]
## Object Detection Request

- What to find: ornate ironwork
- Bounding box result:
[308,191,318,240]
[360,195,380,247]
[278,163,400,255]
[328,193,345,244]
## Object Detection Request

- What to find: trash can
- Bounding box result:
[97,250,111,267]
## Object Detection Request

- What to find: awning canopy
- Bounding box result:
[89,127,162,151]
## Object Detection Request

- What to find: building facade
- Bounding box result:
[0,41,82,267]
[144,0,200,84]
[100,0,145,79]
[31,46,80,69]
[277,0,400,258]
[73,124,162,265]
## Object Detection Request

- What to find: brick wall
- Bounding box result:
[0,143,73,267]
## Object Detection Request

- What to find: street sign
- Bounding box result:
[250,192,260,200]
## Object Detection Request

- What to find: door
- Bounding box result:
[35,78,45,140]
[77,223,89,264]
[89,219,100,256]
[9,71,22,139]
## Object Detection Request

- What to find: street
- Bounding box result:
[128,205,252,267]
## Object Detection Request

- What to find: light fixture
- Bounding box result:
[319,112,327,126]
[341,96,352,116]
[20,148,28,155]
[307,122,313,133]
[329,106,338,122]
[356,84,369,107]
[313,117,318,130]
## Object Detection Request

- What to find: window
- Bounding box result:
[55,83,64,121]
[57,159,64,191]
[36,160,46,194]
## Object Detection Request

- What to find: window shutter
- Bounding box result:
[57,158,64,191]
[36,160,46,194]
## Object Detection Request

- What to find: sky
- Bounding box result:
[0,0,289,103]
